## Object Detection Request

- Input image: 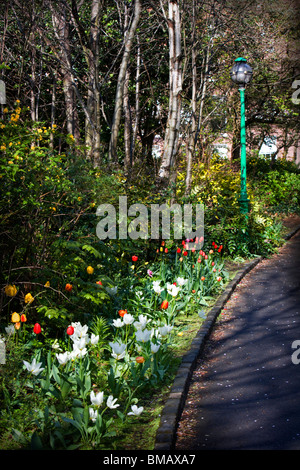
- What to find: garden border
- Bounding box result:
[154,224,300,451]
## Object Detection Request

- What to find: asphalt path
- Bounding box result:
[175,230,300,450]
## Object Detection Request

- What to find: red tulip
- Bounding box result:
[132,255,138,262]
[161,300,169,310]
[65,283,73,292]
[183,251,188,256]
[66,325,74,336]
[176,248,181,254]
[33,323,41,334]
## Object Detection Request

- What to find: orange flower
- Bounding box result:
[201,276,205,281]
[161,300,169,310]
[136,356,145,364]
[96,280,102,285]
[14,322,21,330]
[65,283,73,292]
[118,309,127,317]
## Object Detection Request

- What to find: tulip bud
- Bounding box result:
[66,325,74,335]
[161,300,169,310]
[33,323,41,334]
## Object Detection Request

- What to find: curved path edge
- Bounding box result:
[154,224,300,451]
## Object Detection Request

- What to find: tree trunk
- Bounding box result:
[159,0,182,184]
[51,4,80,145]
[108,0,141,163]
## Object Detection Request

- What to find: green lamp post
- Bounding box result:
[230,58,253,214]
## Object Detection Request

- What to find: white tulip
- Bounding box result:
[113,318,124,328]
[23,358,44,376]
[90,333,99,345]
[56,351,71,365]
[135,329,151,343]
[90,390,104,407]
[89,408,98,422]
[107,395,120,409]
[128,404,144,416]
[176,277,187,286]
[109,341,126,360]
[150,342,160,354]
[123,313,134,325]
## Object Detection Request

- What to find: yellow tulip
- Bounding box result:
[24,293,34,304]
[5,285,17,297]
[86,266,94,275]
[44,281,50,287]
[11,312,20,323]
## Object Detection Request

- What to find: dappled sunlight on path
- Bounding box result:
[176,230,300,450]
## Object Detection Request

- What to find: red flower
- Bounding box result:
[118,309,127,317]
[96,280,102,285]
[161,300,169,310]
[132,255,138,262]
[33,323,41,334]
[176,248,181,254]
[65,283,73,292]
[218,245,223,252]
[164,248,168,253]
[66,325,74,336]
[201,276,205,281]
[20,314,27,322]
[183,251,188,256]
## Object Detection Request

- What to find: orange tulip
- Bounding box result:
[136,356,145,363]
[118,309,127,317]
[65,283,73,292]
[14,322,21,330]
[161,300,169,310]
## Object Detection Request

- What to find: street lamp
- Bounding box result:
[230,57,253,214]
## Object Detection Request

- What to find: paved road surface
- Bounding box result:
[175,231,300,450]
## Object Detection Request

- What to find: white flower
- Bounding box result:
[90,390,104,407]
[166,283,180,297]
[135,329,151,343]
[135,291,144,300]
[109,341,126,360]
[90,333,99,345]
[123,313,134,325]
[73,337,89,351]
[153,280,163,294]
[176,277,187,286]
[51,340,61,351]
[5,325,15,336]
[56,351,71,365]
[127,404,144,416]
[71,322,89,339]
[134,314,150,331]
[113,318,124,328]
[89,408,98,422]
[158,325,173,337]
[23,358,44,376]
[71,347,88,359]
[150,342,160,354]
[107,395,120,409]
